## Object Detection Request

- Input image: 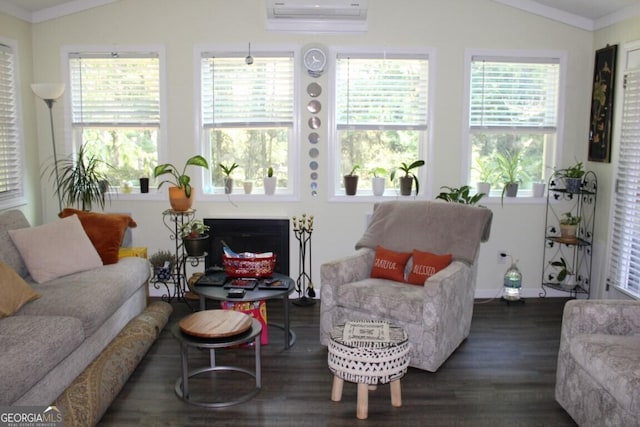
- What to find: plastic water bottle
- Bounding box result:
[503,259,522,301]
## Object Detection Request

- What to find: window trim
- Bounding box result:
[194,44,300,202]
[61,45,167,201]
[328,47,435,201]
[0,37,26,209]
[462,49,567,202]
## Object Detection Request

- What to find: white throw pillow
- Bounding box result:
[8,214,103,283]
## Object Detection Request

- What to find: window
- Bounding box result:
[200,52,295,195]
[333,53,429,196]
[69,51,161,192]
[0,41,24,207]
[607,69,640,298]
[466,52,563,195]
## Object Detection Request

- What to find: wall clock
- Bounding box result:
[303,47,327,77]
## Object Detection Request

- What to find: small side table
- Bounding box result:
[172,310,262,407]
[328,321,410,419]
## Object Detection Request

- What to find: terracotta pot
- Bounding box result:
[169,186,194,212]
[560,224,578,240]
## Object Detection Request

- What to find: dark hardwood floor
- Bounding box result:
[99,296,577,427]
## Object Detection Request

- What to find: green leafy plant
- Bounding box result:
[346,165,360,176]
[219,162,239,177]
[50,143,113,211]
[153,155,209,198]
[370,167,387,178]
[148,250,176,269]
[436,185,485,205]
[560,212,581,225]
[179,219,210,239]
[474,157,497,184]
[267,166,274,178]
[555,161,585,179]
[550,257,573,282]
[390,160,426,195]
[495,150,529,205]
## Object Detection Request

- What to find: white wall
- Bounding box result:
[11,0,618,297]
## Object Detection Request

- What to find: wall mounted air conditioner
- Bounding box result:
[266,0,368,33]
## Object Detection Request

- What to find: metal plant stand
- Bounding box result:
[292,214,316,306]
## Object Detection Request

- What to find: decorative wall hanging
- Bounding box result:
[588,44,617,163]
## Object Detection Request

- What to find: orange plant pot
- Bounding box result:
[169,186,194,211]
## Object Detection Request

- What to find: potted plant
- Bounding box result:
[473,157,496,196]
[555,161,584,193]
[219,162,239,194]
[559,212,581,240]
[435,185,485,205]
[179,219,210,257]
[49,143,113,211]
[370,167,387,196]
[243,179,254,194]
[390,160,425,196]
[343,165,359,196]
[153,155,209,212]
[495,150,525,205]
[263,166,277,195]
[550,257,577,289]
[148,250,175,281]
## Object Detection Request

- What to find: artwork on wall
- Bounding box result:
[588,44,617,163]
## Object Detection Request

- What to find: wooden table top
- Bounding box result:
[179,310,252,338]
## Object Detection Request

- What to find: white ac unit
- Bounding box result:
[266,0,368,33]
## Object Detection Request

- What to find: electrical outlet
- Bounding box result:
[497,250,508,264]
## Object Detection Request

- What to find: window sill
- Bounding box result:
[612,285,640,301]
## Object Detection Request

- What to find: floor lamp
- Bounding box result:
[31,83,65,213]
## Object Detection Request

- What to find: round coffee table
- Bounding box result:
[172,310,262,407]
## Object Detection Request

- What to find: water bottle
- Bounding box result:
[503,259,522,301]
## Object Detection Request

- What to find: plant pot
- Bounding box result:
[344,175,359,196]
[505,182,519,197]
[263,176,277,195]
[532,182,546,198]
[564,177,582,193]
[183,235,209,257]
[560,224,578,240]
[372,177,386,196]
[243,180,254,194]
[560,273,577,290]
[224,177,233,194]
[399,176,414,196]
[169,186,194,211]
[476,182,491,196]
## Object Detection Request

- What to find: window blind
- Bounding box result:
[470,57,559,130]
[607,70,640,295]
[0,43,22,202]
[69,53,160,126]
[201,55,294,128]
[335,55,429,130]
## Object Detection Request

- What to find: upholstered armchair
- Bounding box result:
[320,201,493,372]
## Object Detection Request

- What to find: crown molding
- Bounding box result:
[594,3,640,30]
[0,0,117,23]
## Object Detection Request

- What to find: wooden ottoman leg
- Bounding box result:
[331,376,344,402]
[390,379,402,407]
[357,383,369,419]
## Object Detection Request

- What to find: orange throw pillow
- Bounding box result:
[407,249,452,285]
[370,245,412,282]
[59,209,137,265]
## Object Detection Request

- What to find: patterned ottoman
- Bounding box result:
[328,320,410,419]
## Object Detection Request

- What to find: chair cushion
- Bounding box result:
[0,262,39,318]
[336,278,424,324]
[407,250,452,285]
[370,245,411,282]
[569,333,640,413]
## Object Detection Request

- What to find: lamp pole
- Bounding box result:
[44,98,62,212]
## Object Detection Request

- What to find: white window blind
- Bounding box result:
[201,55,294,128]
[470,57,559,130]
[336,55,429,130]
[0,43,22,202]
[607,69,640,296]
[69,53,160,126]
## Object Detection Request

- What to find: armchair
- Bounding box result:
[320,201,492,372]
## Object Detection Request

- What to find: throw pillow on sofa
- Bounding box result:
[0,262,40,317]
[370,245,412,282]
[8,214,103,283]
[406,249,452,285]
[58,209,137,265]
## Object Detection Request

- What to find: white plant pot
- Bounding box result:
[561,274,577,290]
[372,177,386,196]
[476,182,491,196]
[263,176,277,195]
[243,180,254,194]
[532,182,546,198]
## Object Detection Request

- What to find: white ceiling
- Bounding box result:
[0,0,638,30]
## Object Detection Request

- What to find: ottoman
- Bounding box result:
[328,320,410,419]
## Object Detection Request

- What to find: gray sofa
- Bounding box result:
[555,299,640,427]
[0,209,151,406]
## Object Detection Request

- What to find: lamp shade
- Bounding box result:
[31,83,65,100]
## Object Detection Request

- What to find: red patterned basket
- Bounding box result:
[223,254,276,278]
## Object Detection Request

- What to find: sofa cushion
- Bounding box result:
[570,333,640,413]
[0,315,84,405]
[17,257,150,337]
[335,278,424,324]
[8,215,103,284]
[58,209,137,265]
[0,262,39,318]
[0,210,31,278]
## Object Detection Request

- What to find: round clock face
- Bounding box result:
[303,48,326,73]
